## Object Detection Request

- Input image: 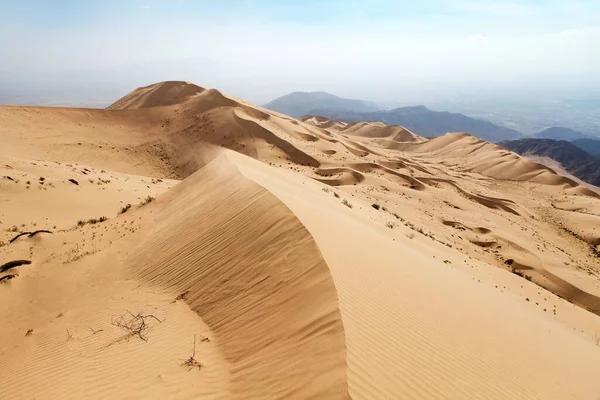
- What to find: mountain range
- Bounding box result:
[265,92,600,145]
[264,92,522,142]
[500,138,600,187]
[571,138,600,156]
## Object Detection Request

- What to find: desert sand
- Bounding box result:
[1,81,600,399]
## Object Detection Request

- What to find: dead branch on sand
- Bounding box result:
[9,230,53,244]
[111,311,163,342]
[0,274,18,283]
[0,260,32,273]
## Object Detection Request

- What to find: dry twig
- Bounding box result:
[0,260,31,273]
[9,230,53,244]
[111,311,163,342]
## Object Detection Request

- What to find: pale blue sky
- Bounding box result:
[0,0,598,105]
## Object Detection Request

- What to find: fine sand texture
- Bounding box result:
[1,81,600,399]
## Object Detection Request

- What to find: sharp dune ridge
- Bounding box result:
[1,80,600,399]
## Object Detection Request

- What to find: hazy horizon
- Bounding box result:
[1,0,599,109]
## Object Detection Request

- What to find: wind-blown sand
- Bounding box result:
[1,81,600,399]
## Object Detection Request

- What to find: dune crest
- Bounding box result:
[108,81,205,110]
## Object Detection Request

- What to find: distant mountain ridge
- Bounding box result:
[263,92,380,117]
[571,138,600,156]
[304,105,521,142]
[500,138,600,187]
[534,126,594,141]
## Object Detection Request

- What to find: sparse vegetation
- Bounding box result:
[76,216,107,227]
[371,203,381,210]
[342,199,353,208]
[333,192,340,199]
[386,221,395,229]
[111,311,163,342]
[391,212,405,222]
[139,195,155,206]
[182,335,203,371]
[119,204,132,214]
[511,268,532,281]
[321,187,330,193]
[25,329,33,336]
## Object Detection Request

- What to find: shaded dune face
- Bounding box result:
[128,155,349,399]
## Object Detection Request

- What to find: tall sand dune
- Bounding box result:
[2,81,600,399]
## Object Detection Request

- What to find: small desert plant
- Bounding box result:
[321,187,330,193]
[139,195,155,206]
[182,335,203,371]
[119,204,132,214]
[333,192,340,199]
[392,212,404,222]
[111,311,163,342]
[386,221,395,229]
[371,203,381,210]
[25,328,33,336]
[342,199,353,208]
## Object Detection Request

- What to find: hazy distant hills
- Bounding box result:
[571,138,600,156]
[263,92,380,117]
[534,127,594,141]
[264,91,600,144]
[304,105,521,142]
[500,138,600,187]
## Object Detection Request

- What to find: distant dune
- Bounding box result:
[1,81,600,400]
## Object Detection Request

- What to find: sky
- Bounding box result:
[0,0,599,106]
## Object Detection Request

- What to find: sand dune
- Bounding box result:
[2,81,600,399]
[107,81,206,110]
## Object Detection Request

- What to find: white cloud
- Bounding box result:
[467,33,490,42]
